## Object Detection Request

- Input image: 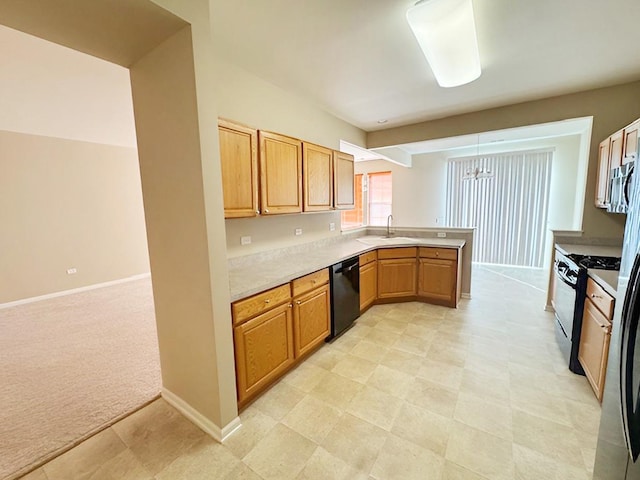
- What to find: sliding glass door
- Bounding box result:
[445,150,552,267]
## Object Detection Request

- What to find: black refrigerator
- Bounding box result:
[594,159,640,479]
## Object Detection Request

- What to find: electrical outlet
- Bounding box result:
[329,222,336,231]
[295,228,303,236]
[437,232,447,238]
[240,236,251,245]
[66,268,77,275]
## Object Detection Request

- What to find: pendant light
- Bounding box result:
[406,0,481,88]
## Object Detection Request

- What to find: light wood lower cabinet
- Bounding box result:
[579,297,612,402]
[359,260,377,311]
[232,269,329,408]
[378,258,417,299]
[293,283,330,357]
[233,302,294,405]
[418,247,460,307]
[579,277,615,402]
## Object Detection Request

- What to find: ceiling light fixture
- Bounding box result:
[377,119,388,124]
[406,0,481,88]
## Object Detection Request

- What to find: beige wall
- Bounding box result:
[0,130,149,304]
[356,135,583,230]
[357,135,586,269]
[214,56,367,257]
[1,0,239,437]
[367,82,640,239]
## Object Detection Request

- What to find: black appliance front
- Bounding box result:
[594,254,640,479]
[328,256,360,340]
[553,252,586,375]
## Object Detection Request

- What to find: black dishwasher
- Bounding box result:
[328,256,360,340]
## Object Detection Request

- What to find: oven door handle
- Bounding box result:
[554,260,577,288]
[624,164,634,207]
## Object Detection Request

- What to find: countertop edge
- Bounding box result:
[587,269,619,299]
[229,238,466,302]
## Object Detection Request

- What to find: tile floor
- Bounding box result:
[20,266,601,480]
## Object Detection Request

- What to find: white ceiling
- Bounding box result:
[210,0,640,132]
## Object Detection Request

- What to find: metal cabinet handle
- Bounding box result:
[265,209,270,213]
[256,210,260,214]
[296,300,301,305]
[288,304,293,308]
[591,293,602,299]
[264,299,270,304]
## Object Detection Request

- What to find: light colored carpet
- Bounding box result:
[0,277,161,480]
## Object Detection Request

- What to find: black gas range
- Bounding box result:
[553,250,620,374]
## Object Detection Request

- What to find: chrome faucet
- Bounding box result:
[386,214,393,237]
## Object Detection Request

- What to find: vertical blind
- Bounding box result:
[445,150,552,267]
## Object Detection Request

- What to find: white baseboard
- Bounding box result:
[461,293,472,299]
[162,388,241,443]
[0,273,151,310]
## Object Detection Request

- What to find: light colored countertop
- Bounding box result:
[556,243,622,258]
[587,269,619,298]
[228,235,465,302]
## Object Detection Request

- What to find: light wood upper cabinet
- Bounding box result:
[233,301,294,406]
[609,129,624,171]
[623,119,640,165]
[595,138,611,208]
[303,143,333,212]
[259,131,303,215]
[218,120,259,218]
[292,283,330,358]
[333,151,355,210]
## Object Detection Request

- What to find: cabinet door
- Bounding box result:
[360,260,377,311]
[418,258,456,307]
[610,130,624,171]
[595,138,611,208]
[259,131,302,214]
[623,120,639,165]
[377,258,417,299]
[218,120,259,218]
[579,298,612,402]
[333,151,355,209]
[303,143,333,212]
[234,302,294,405]
[292,284,330,358]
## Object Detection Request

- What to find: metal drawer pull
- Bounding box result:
[264,299,270,304]
[296,300,301,305]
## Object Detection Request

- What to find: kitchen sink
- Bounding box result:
[356,236,419,246]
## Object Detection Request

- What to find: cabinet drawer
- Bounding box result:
[419,247,457,261]
[360,250,377,266]
[292,269,329,297]
[377,247,417,259]
[232,283,292,325]
[586,277,615,319]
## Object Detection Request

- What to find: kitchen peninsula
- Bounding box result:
[228,230,471,407]
[227,232,470,302]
